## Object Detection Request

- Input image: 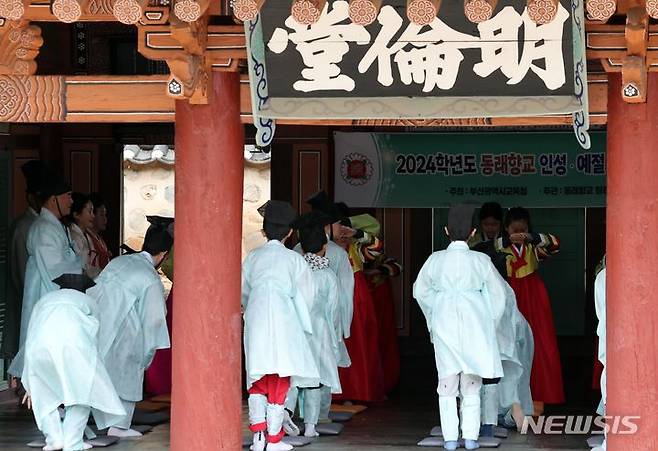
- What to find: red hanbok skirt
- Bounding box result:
[592,343,603,390]
[334,271,386,402]
[145,290,173,395]
[509,272,565,404]
[367,278,400,393]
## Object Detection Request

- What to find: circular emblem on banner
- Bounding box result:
[341,152,374,186]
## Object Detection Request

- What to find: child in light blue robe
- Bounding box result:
[593,266,606,451]
[413,204,507,451]
[242,201,319,451]
[88,216,173,438]
[285,212,342,438]
[22,274,125,451]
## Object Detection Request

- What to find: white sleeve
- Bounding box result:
[138,281,170,370]
[336,254,355,339]
[292,259,315,334]
[412,255,436,333]
[483,263,508,325]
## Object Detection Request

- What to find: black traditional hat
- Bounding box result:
[39,168,71,198]
[258,200,298,226]
[143,215,174,254]
[52,273,96,292]
[306,191,345,224]
[447,204,477,239]
[293,212,328,254]
[21,160,46,194]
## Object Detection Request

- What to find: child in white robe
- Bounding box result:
[88,216,173,438]
[285,212,342,438]
[413,204,507,451]
[242,201,320,451]
[593,265,606,451]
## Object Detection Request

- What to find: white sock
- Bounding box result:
[250,431,265,451]
[107,427,143,438]
[265,441,293,451]
[304,423,319,437]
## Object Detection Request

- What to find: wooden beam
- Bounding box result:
[0,20,43,76]
[112,0,148,24]
[622,6,648,102]
[137,23,245,71]
[406,0,440,25]
[586,22,658,71]
[290,0,326,25]
[0,73,610,125]
[348,0,381,26]
[526,0,559,24]
[463,0,496,23]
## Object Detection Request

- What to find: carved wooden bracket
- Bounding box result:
[165,15,210,103]
[138,15,245,102]
[138,21,245,70]
[621,6,648,102]
[0,19,43,75]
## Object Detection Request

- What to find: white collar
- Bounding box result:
[448,241,469,250]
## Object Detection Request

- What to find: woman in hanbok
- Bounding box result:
[414,204,507,451]
[356,212,402,394]
[67,193,99,278]
[22,274,125,451]
[333,210,385,403]
[242,201,319,451]
[496,207,565,413]
[87,194,112,272]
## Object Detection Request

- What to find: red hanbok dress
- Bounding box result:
[497,234,565,404]
[145,253,174,395]
[366,256,402,393]
[334,238,386,403]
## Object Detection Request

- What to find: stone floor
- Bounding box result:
[0,390,593,451]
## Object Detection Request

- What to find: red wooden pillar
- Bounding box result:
[607,72,658,450]
[171,72,244,451]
